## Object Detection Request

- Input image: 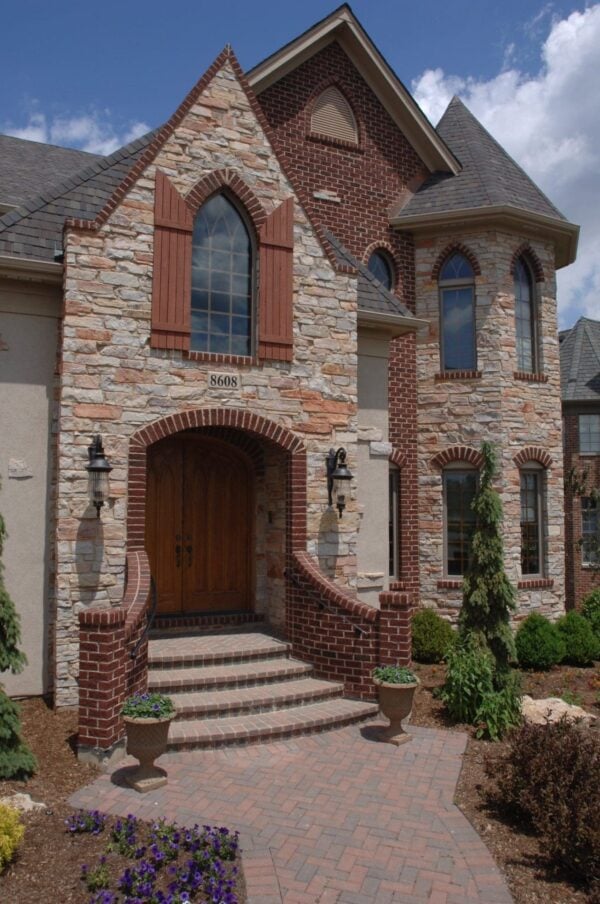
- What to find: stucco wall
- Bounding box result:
[0,279,60,696]
[356,332,391,605]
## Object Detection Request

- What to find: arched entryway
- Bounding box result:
[146,434,254,614]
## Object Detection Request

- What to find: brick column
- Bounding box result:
[78,607,127,763]
[378,591,415,666]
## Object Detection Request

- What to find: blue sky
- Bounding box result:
[3,1,599,327]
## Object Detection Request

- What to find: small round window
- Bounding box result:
[367,251,394,291]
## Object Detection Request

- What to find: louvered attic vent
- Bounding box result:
[311,87,358,144]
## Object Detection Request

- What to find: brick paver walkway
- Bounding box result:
[69,723,513,904]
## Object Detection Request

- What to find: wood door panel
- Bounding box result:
[183,440,252,612]
[146,435,254,615]
[145,440,182,613]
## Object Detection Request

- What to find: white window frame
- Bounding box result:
[581,496,600,566]
[388,467,400,579]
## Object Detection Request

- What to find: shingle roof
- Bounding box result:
[396,96,566,223]
[560,317,600,402]
[324,229,414,319]
[0,130,157,261]
[0,134,100,210]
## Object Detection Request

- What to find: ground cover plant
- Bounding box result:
[68,812,240,903]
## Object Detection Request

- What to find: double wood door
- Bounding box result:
[146,435,253,614]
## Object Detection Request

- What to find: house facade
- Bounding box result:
[561,317,600,608]
[0,6,578,756]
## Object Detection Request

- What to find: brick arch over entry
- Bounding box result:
[127,408,307,553]
[510,243,545,282]
[185,168,267,227]
[432,242,482,280]
[513,447,553,469]
[431,446,484,469]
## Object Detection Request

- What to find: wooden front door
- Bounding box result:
[146,435,253,614]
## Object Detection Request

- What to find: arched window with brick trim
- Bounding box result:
[438,252,476,372]
[443,462,478,576]
[191,193,254,356]
[519,462,546,576]
[514,255,537,373]
[151,170,294,361]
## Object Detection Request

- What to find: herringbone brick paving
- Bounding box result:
[69,722,513,903]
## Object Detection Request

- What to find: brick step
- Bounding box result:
[166,698,379,750]
[152,611,265,632]
[148,631,289,669]
[148,656,314,694]
[169,676,344,720]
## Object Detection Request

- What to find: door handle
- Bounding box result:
[175,544,182,568]
[186,545,192,567]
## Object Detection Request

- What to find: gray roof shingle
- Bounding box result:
[560,317,600,402]
[324,229,414,319]
[396,97,566,223]
[0,134,100,209]
[0,130,157,261]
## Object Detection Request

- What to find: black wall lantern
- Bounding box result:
[86,435,112,517]
[326,447,353,518]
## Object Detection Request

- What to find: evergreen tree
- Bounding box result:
[0,480,36,779]
[459,441,516,683]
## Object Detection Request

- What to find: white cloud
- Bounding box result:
[412,4,600,328]
[3,109,150,156]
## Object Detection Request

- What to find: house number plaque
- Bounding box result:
[208,372,241,391]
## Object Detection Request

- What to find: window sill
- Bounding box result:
[517,578,554,589]
[435,370,482,381]
[306,132,364,153]
[437,579,463,589]
[186,351,258,366]
[514,371,548,383]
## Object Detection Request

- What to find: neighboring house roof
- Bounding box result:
[392,96,579,268]
[324,229,424,332]
[0,134,100,210]
[247,4,459,176]
[0,131,157,262]
[560,316,600,402]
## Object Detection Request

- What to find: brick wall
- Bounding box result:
[258,39,423,601]
[563,409,600,607]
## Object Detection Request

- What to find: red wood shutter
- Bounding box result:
[151,171,194,351]
[258,197,294,362]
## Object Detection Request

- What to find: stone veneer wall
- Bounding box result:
[55,60,361,705]
[415,230,565,620]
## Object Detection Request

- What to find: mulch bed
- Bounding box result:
[411,662,600,904]
[0,666,598,903]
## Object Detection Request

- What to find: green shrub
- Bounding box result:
[515,613,565,670]
[411,609,457,663]
[581,589,600,639]
[0,693,37,781]
[557,611,600,666]
[439,636,521,740]
[491,719,600,888]
[0,803,24,873]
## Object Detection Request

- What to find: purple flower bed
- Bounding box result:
[66,811,241,903]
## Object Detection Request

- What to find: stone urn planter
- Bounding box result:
[121,692,175,793]
[372,666,419,746]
